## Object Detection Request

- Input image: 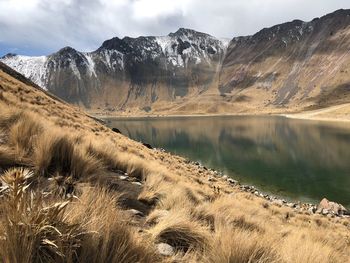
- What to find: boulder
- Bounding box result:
[227,178,238,185]
[317,198,348,216]
[157,243,175,256]
[286,203,296,208]
[118,175,128,181]
[142,142,153,149]
[127,209,144,217]
[112,127,122,134]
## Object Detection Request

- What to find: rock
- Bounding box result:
[317,198,348,216]
[222,175,228,180]
[112,127,122,134]
[308,206,316,214]
[227,178,238,185]
[287,203,295,208]
[142,142,153,149]
[119,175,128,181]
[254,191,259,196]
[127,209,144,217]
[322,209,329,215]
[132,182,142,186]
[157,243,175,256]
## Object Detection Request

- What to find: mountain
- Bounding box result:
[1,28,229,112]
[2,9,350,115]
[219,9,350,113]
[1,61,349,263]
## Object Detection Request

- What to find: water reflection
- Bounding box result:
[106,116,350,207]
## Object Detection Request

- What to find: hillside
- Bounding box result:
[2,9,350,117]
[0,62,349,262]
[220,9,350,114]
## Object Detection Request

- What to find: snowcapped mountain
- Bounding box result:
[2,9,350,115]
[1,28,228,108]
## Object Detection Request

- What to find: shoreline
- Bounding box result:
[158,151,350,215]
[89,104,350,124]
[94,107,350,214]
[90,112,270,120]
[281,114,350,123]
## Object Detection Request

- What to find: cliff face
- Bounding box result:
[2,9,350,115]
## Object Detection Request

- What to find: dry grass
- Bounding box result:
[67,187,158,263]
[0,168,81,263]
[0,65,349,262]
[206,220,279,263]
[148,210,211,253]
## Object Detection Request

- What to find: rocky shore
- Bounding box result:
[186,158,349,219]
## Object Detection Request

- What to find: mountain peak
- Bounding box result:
[168,28,210,38]
[99,36,132,53]
[55,46,79,55]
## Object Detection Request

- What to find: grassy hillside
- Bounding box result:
[0,62,349,262]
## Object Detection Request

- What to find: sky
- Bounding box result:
[0,0,350,57]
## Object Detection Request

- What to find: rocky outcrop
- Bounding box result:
[317,198,348,216]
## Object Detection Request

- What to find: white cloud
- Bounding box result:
[131,0,189,19]
[0,0,349,56]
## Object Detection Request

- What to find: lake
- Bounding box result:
[105,115,350,208]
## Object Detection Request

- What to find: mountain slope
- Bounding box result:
[2,9,350,115]
[0,61,349,262]
[220,9,350,113]
[1,28,228,112]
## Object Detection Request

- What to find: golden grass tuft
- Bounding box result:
[206,220,279,263]
[148,210,211,253]
[0,168,81,263]
[68,187,158,263]
[34,133,104,180]
[8,112,43,160]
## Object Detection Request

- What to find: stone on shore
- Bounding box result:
[227,178,238,185]
[317,198,348,216]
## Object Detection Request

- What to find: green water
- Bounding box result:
[105,116,350,207]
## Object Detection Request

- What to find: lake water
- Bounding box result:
[105,116,350,208]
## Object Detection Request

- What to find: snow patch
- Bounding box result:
[1,55,48,89]
[83,53,97,77]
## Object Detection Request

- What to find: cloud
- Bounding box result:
[0,0,349,56]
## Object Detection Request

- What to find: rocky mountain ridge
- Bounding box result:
[1,28,228,110]
[2,9,350,115]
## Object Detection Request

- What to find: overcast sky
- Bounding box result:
[1,0,350,56]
